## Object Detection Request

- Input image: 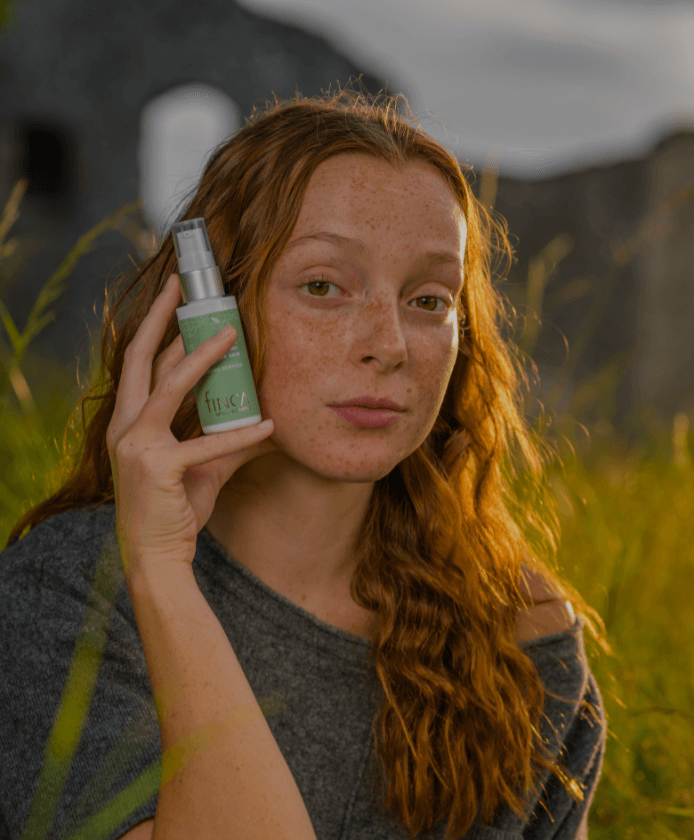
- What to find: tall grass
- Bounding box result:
[1,174,693,839]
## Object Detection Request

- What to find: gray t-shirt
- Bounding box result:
[0,503,606,840]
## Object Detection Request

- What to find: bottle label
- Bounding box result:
[178,308,261,427]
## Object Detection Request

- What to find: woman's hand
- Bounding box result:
[106,273,278,579]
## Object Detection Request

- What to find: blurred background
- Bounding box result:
[0,0,693,446]
[1,0,693,837]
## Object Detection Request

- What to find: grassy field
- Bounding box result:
[1,179,693,839]
[546,430,694,839]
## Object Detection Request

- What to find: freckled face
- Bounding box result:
[256,153,467,482]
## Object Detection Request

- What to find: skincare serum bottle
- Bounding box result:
[171,217,263,434]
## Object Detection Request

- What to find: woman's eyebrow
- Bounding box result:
[285,230,463,270]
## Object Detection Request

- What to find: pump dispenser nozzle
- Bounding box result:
[171,218,224,302]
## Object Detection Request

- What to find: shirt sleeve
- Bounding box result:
[0,506,162,840]
[522,658,607,839]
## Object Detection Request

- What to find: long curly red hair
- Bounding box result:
[7,81,611,839]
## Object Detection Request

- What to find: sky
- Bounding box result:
[236,0,694,180]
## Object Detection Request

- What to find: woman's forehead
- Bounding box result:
[293,156,466,251]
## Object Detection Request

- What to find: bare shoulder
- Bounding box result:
[117,819,154,840]
[515,564,576,645]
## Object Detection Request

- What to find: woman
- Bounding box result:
[1,85,610,840]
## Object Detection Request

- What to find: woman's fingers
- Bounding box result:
[110,275,182,442]
[151,333,186,393]
[139,322,238,433]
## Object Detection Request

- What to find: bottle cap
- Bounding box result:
[171,218,224,301]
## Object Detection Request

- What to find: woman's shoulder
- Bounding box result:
[515,563,576,646]
[1,503,117,586]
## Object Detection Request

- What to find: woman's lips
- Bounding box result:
[329,405,402,428]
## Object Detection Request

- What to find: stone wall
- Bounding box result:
[474,130,694,426]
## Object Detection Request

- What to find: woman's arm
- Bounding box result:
[127,562,317,840]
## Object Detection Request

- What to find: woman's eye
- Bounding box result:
[301,278,336,297]
[301,277,452,313]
